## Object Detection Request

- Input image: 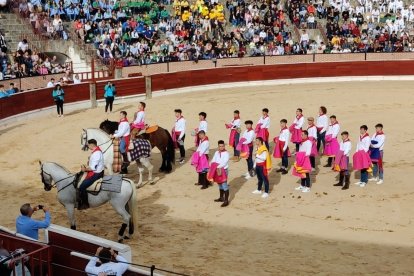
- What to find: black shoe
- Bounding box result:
[214,190,224,202]
[333,183,343,186]
[281,169,288,175]
[323,164,331,168]
[276,168,284,173]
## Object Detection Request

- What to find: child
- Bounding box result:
[316,106,329,153]
[209,140,230,207]
[225,110,241,161]
[191,130,210,189]
[353,125,371,187]
[323,115,340,167]
[237,120,255,179]
[293,131,312,193]
[252,137,272,198]
[172,109,186,164]
[369,123,385,184]
[255,108,270,150]
[307,117,318,171]
[274,119,291,175]
[194,112,208,146]
[290,108,304,152]
[131,102,146,131]
[333,131,352,190]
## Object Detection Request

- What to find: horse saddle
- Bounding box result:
[78,174,123,195]
[145,125,159,134]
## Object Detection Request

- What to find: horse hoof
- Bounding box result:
[118,239,124,243]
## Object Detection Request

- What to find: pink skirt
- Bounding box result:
[191,152,209,173]
[324,134,339,156]
[353,150,372,171]
[309,137,318,157]
[289,124,302,143]
[236,138,250,159]
[273,137,291,158]
[255,124,269,142]
[334,150,348,171]
[208,162,228,184]
[292,152,311,178]
[229,129,237,147]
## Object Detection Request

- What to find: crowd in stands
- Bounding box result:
[2,0,414,70]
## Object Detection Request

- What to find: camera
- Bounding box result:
[38,205,43,210]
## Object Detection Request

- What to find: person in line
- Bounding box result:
[255,108,270,150]
[194,112,207,146]
[110,111,131,174]
[252,137,272,198]
[191,130,210,189]
[274,119,290,175]
[323,115,340,167]
[131,101,146,132]
[209,140,230,206]
[52,84,64,117]
[46,78,56,88]
[307,117,318,172]
[16,204,51,240]
[353,125,372,187]
[316,106,329,153]
[239,120,255,179]
[104,81,116,113]
[85,247,129,276]
[369,123,385,185]
[172,109,186,164]
[290,108,305,152]
[79,139,104,209]
[293,130,312,193]
[333,131,352,190]
[225,110,241,161]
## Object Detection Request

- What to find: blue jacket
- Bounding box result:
[0,91,9,98]
[16,212,51,240]
[52,88,65,101]
[104,84,116,97]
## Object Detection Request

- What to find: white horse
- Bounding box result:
[80,128,156,187]
[39,161,138,243]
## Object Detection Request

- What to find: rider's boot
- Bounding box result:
[121,153,130,174]
[78,190,89,210]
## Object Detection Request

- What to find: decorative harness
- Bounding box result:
[40,164,83,193]
[82,130,114,154]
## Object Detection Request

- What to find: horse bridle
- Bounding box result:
[82,129,114,154]
[40,164,77,192]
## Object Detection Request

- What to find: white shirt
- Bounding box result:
[258,116,270,129]
[73,77,81,84]
[114,120,130,138]
[299,140,312,156]
[326,123,340,138]
[89,148,104,173]
[316,114,329,133]
[46,81,55,88]
[230,118,241,129]
[211,150,229,169]
[254,149,268,164]
[340,140,352,156]
[278,128,290,151]
[371,132,385,151]
[242,129,255,144]
[196,138,209,155]
[85,255,129,276]
[293,115,304,129]
[307,125,317,139]
[174,117,186,140]
[356,134,371,152]
[198,120,208,133]
[133,110,145,125]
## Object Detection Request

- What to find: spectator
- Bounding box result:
[85,247,129,276]
[7,83,19,95]
[47,78,56,88]
[104,81,116,113]
[15,203,51,240]
[52,84,64,117]
[0,85,9,98]
[0,32,6,53]
[73,74,81,84]
[17,39,29,52]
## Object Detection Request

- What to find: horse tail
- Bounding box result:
[164,128,176,164]
[126,178,138,235]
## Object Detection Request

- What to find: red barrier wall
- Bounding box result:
[0,83,90,120]
[2,61,414,121]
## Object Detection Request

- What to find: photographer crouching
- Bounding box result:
[15,203,51,240]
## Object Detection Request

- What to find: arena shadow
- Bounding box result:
[134,199,414,276]
[0,123,25,135]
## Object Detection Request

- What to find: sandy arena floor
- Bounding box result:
[1,81,414,275]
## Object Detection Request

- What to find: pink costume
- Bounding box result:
[191,152,209,173]
[208,162,228,184]
[236,137,250,159]
[290,114,303,143]
[292,151,312,178]
[273,136,291,158]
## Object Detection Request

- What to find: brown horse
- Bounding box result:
[100,120,175,172]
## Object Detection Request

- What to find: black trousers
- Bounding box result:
[178,134,186,158]
[55,99,63,115]
[105,96,114,112]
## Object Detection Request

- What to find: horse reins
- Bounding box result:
[83,130,114,154]
[41,166,77,192]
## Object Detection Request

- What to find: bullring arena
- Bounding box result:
[1,60,414,274]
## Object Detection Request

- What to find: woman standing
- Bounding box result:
[52,84,64,117]
[104,81,116,113]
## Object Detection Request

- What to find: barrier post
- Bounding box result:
[145,76,152,99]
[89,82,97,108]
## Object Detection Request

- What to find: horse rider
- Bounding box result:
[110,111,131,174]
[79,139,105,210]
[131,102,146,132]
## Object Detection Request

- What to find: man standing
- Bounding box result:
[252,137,272,198]
[131,102,146,132]
[333,131,352,190]
[353,125,371,187]
[16,204,51,240]
[225,110,241,161]
[294,131,312,193]
[323,115,340,167]
[173,109,186,164]
[85,247,129,276]
[210,140,230,206]
[193,130,210,189]
[79,139,105,209]
[316,106,329,153]
[194,112,208,146]
[255,108,270,149]
[369,123,385,184]
[240,120,255,179]
[111,111,131,174]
